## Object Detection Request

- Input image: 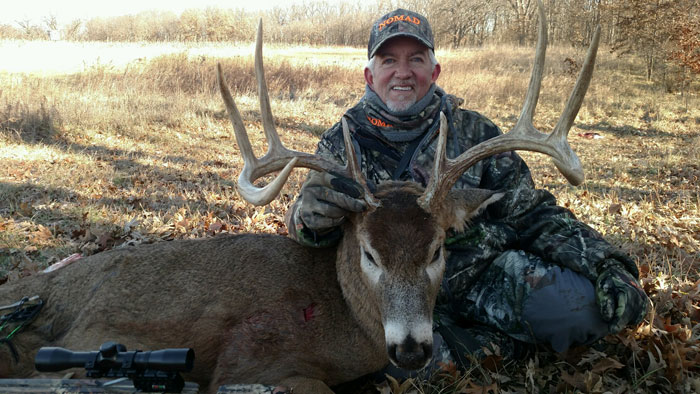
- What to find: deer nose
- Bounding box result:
[387,335,433,370]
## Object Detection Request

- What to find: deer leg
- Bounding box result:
[0,331,49,378]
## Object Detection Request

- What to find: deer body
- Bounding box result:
[0,233,383,392]
[0,183,456,393]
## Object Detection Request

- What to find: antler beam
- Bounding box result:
[217,20,378,207]
[419,0,599,211]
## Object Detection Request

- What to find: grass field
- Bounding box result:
[1,39,699,392]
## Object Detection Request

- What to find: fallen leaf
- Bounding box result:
[608,203,622,215]
[383,374,415,394]
[480,354,503,372]
[591,357,625,374]
[462,381,498,394]
[560,371,586,391]
[19,201,34,216]
[208,222,223,233]
[31,225,53,243]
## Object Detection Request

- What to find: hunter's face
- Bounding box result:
[365,36,440,112]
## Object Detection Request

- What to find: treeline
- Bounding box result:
[0,0,695,46]
[2,0,698,85]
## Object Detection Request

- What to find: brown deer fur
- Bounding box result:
[0,182,499,393]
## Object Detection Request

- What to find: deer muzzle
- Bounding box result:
[386,334,433,370]
[383,316,433,370]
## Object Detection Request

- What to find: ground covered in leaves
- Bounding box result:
[1,41,699,392]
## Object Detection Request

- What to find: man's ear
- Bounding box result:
[438,188,505,232]
[364,67,374,89]
[431,62,441,83]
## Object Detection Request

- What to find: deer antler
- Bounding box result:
[419,0,599,211]
[217,20,378,207]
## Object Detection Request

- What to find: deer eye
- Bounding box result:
[432,247,442,263]
[364,251,377,266]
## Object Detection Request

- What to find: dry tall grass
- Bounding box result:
[1,41,699,392]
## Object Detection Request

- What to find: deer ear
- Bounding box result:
[439,188,505,232]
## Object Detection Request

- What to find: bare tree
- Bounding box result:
[61,19,83,41]
[506,0,536,45]
[430,0,490,47]
[42,15,58,31]
[606,0,686,81]
[15,19,45,40]
[0,24,23,39]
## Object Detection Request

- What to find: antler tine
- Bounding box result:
[217,63,298,206]
[342,118,381,208]
[518,0,547,125]
[217,63,257,168]
[218,19,375,206]
[418,112,449,210]
[255,19,285,158]
[548,24,600,179]
[420,0,597,211]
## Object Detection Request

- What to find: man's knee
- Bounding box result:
[522,266,609,352]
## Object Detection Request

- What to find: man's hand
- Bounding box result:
[298,171,367,232]
[595,260,649,333]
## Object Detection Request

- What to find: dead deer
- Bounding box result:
[0,3,600,393]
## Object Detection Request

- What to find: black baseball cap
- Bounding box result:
[367,9,434,59]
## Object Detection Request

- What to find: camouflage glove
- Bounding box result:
[595,259,649,333]
[297,170,367,232]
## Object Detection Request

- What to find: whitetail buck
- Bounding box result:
[0,3,599,393]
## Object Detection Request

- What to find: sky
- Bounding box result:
[0,0,322,27]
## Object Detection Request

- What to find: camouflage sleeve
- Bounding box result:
[285,122,346,248]
[471,124,639,281]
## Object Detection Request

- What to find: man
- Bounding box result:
[285,9,649,369]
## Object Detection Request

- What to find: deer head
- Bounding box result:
[217,0,599,370]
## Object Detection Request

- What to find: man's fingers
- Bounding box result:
[329,173,363,199]
[601,294,615,322]
[309,171,364,199]
[320,188,367,212]
[313,200,352,219]
[299,170,368,232]
[610,291,629,331]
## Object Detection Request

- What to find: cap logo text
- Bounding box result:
[367,116,393,128]
[377,15,421,31]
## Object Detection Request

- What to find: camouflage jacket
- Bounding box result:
[286,87,639,291]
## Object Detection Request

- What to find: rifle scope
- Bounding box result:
[35,341,194,373]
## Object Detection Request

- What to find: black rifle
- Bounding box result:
[35,341,194,393]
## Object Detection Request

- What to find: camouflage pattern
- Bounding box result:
[286,87,649,353]
[434,317,531,364]
[595,259,649,333]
